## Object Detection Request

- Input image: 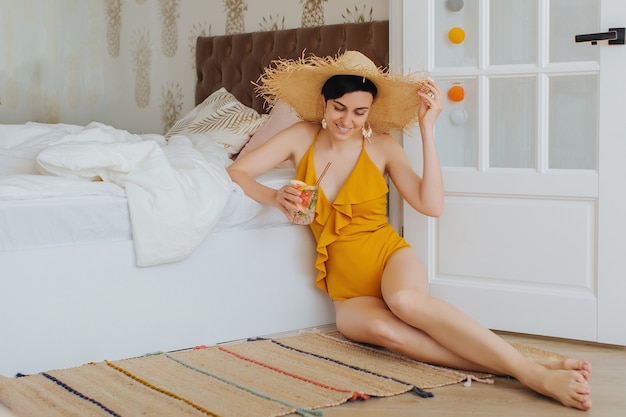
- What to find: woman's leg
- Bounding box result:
[334,296,500,373]
[372,247,591,410]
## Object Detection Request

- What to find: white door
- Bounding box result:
[390,0,626,344]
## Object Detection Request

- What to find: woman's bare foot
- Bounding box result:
[537,358,592,380]
[519,365,592,411]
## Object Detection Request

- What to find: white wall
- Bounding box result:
[0,0,388,134]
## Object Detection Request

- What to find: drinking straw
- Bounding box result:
[315,162,332,186]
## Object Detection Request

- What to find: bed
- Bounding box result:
[0,20,390,377]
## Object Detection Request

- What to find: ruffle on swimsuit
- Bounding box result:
[296,133,410,300]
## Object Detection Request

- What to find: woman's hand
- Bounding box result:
[276,184,302,219]
[417,80,443,130]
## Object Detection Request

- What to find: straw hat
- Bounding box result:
[255,50,430,133]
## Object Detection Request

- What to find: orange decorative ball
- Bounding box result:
[447,84,465,102]
[448,27,466,44]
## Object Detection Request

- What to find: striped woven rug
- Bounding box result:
[0,331,560,417]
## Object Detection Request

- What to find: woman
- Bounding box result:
[228,51,592,411]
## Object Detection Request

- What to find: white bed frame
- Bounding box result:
[0,225,334,376]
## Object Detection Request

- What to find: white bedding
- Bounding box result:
[0,122,292,265]
[0,170,294,252]
[0,196,131,250]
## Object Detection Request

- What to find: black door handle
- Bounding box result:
[575,27,624,45]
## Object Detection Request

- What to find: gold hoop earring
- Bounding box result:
[321,118,327,129]
[361,121,372,143]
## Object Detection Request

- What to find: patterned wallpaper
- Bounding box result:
[0,0,388,134]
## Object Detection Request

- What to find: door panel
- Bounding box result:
[489,76,537,168]
[438,197,595,289]
[548,74,598,169]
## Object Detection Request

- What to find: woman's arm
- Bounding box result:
[227,121,315,216]
[387,80,444,217]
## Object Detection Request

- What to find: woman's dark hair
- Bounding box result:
[321,74,378,101]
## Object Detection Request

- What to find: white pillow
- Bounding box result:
[166,88,268,156]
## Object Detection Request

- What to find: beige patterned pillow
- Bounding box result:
[166,88,268,156]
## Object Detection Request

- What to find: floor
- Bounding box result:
[320,332,626,417]
[1,331,624,417]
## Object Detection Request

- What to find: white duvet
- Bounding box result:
[0,122,234,266]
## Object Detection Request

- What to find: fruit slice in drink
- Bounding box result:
[289,180,318,225]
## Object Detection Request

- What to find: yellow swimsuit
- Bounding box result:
[296,135,411,301]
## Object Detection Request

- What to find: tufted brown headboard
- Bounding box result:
[195,21,389,113]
